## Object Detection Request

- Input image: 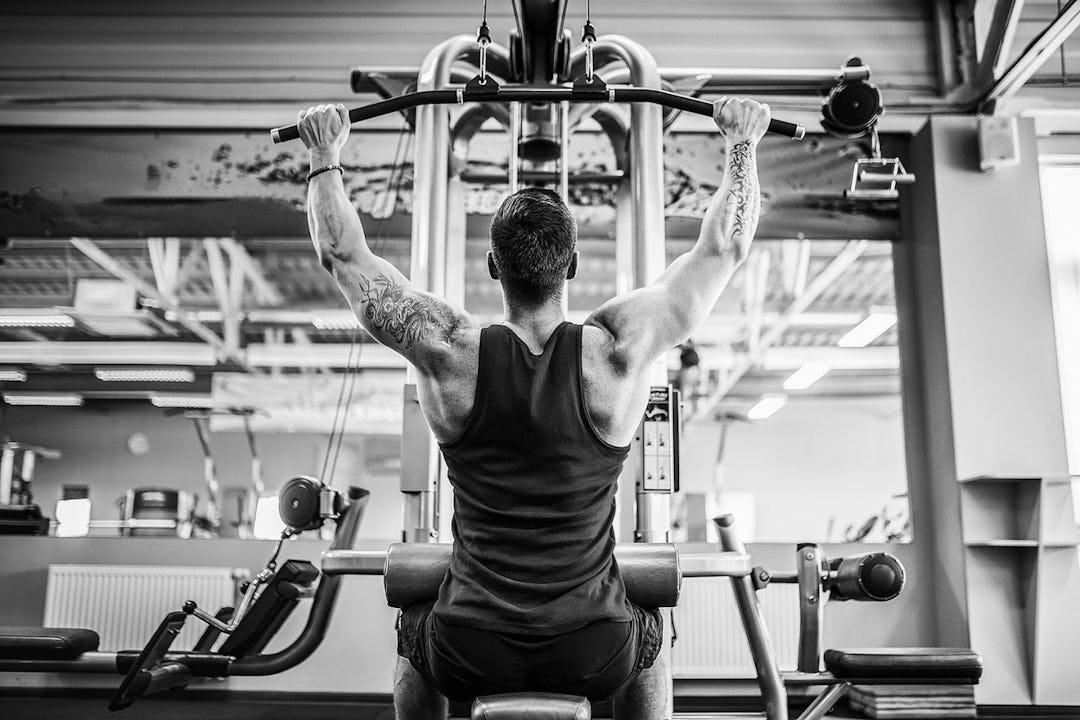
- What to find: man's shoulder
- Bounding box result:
[581,318,636,378]
[584,311,647,377]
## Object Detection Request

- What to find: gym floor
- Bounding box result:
[2,692,1077,720]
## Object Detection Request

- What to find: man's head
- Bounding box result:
[488,188,578,306]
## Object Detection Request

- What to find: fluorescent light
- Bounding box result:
[312,313,361,330]
[838,312,898,348]
[0,368,27,382]
[3,393,84,407]
[783,363,831,391]
[0,314,75,328]
[150,395,214,408]
[96,367,195,383]
[747,394,787,420]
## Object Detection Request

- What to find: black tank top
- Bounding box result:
[434,322,633,634]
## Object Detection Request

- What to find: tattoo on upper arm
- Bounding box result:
[723,140,760,250]
[356,274,459,348]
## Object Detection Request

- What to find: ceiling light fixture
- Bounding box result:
[838,312,897,348]
[747,394,787,420]
[3,393,84,407]
[0,314,76,328]
[150,395,214,408]
[783,363,831,391]
[0,368,28,382]
[95,368,195,383]
[312,314,362,331]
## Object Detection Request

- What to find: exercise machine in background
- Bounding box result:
[0,475,371,710]
[0,441,60,535]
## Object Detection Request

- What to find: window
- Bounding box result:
[1039,165,1080,517]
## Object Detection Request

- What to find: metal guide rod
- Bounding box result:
[509,101,521,193]
[401,37,477,544]
[270,86,805,143]
[558,100,570,203]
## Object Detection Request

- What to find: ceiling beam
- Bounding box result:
[692,239,870,417]
[0,342,217,366]
[973,0,1027,85]
[222,239,284,307]
[203,238,242,353]
[146,238,182,303]
[69,238,252,370]
[0,341,897,373]
[985,0,1080,103]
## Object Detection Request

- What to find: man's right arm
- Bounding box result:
[584,97,770,374]
[299,104,478,379]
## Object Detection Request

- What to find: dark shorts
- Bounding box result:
[396,603,664,703]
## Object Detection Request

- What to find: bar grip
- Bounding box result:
[270,90,459,144]
[269,87,807,143]
[768,118,805,140]
[624,91,804,139]
[271,125,299,144]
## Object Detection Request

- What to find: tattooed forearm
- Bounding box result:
[307,175,466,355]
[720,140,760,260]
[355,274,459,348]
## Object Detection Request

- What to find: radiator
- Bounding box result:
[672,578,800,677]
[44,565,238,652]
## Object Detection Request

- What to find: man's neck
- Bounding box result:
[502,296,566,341]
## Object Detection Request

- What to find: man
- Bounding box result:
[298,96,770,720]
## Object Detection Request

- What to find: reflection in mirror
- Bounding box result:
[670,239,910,544]
[0,233,907,544]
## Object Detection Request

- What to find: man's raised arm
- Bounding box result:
[299,104,478,376]
[585,97,771,372]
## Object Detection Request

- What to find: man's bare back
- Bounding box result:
[406,321,647,448]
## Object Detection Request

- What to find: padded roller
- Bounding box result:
[829,552,905,601]
[383,543,681,609]
[472,692,590,720]
[383,543,454,609]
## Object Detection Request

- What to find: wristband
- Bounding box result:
[307,164,343,182]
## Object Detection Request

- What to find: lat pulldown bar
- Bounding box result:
[269,79,806,144]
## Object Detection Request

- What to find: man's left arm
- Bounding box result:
[300,104,478,375]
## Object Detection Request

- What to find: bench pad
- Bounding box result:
[824,647,983,680]
[0,626,100,660]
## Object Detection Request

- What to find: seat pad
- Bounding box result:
[0,626,100,660]
[472,693,591,720]
[824,647,983,680]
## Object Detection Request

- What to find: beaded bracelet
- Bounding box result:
[307,164,344,182]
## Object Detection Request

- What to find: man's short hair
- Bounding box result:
[489,187,576,304]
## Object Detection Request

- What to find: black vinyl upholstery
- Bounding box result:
[0,626,100,660]
[384,542,680,609]
[824,647,983,680]
[472,693,591,720]
[218,559,318,658]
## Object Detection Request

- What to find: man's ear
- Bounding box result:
[566,251,579,280]
[487,251,500,280]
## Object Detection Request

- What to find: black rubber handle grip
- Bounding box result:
[270,86,806,143]
[613,88,804,139]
